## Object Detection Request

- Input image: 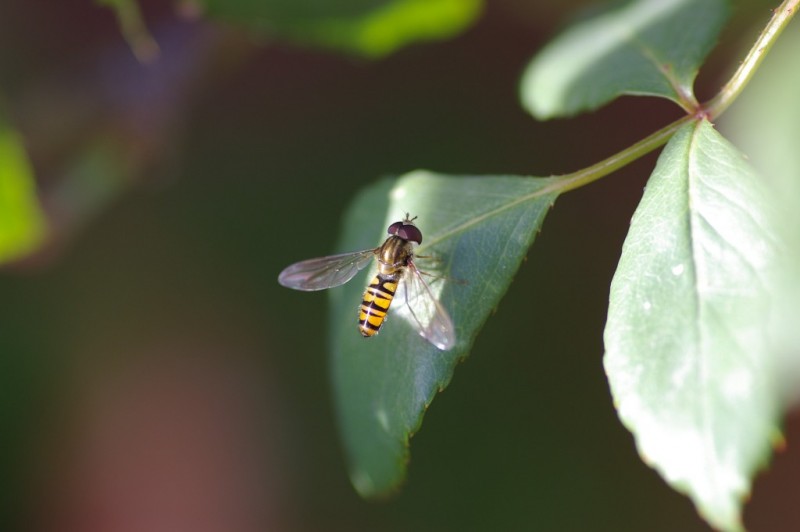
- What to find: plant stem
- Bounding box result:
[553,0,800,193]
[705,0,800,119]
[553,116,691,193]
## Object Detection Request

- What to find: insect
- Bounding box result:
[278,214,456,351]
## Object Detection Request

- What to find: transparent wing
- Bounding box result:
[399,259,456,350]
[278,249,376,291]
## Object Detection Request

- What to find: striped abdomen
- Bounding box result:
[358,273,400,337]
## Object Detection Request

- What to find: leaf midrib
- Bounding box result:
[422,178,559,250]
[686,121,723,501]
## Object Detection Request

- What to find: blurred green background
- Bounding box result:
[0,0,798,530]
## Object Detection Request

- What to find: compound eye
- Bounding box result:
[398,224,423,244]
[387,221,403,235]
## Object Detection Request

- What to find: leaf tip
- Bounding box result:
[350,467,377,498]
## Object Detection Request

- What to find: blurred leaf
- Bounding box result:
[199,0,483,57]
[604,120,781,531]
[328,170,558,496]
[520,0,728,119]
[719,24,800,404]
[52,139,132,227]
[0,116,47,264]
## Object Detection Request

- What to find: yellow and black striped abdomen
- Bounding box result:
[358,273,399,337]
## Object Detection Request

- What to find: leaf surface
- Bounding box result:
[199,0,482,58]
[328,170,558,496]
[520,0,728,119]
[0,116,46,264]
[604,120,781,531]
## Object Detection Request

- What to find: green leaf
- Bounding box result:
[328,170,558,496]
[520,0,728,119]
[0,116,47,264]
[199,0,483,58]
[604,120,781,531]
[718,25,800,402]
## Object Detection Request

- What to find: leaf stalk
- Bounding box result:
[705,0,800,119]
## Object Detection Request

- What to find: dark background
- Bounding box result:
[0,0,797,530]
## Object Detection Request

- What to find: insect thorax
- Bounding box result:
[377,235,414,276]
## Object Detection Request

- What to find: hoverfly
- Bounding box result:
[278,214,455,351]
